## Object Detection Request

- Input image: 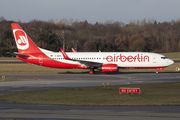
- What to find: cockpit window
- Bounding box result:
[161,57,168,59]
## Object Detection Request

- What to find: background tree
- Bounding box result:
[0,17,180,57]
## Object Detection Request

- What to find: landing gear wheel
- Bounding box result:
[156,70,159,74]
[89,69,94,74]
[90,71,93,74]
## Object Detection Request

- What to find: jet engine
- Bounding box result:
[101,64,118,72]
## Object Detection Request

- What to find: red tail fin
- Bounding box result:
[11,23,41,54]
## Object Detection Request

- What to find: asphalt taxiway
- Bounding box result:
[0,73,180,120]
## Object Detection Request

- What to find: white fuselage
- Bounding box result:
[41,48,174,69]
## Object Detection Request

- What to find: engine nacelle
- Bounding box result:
[101,64,118,72]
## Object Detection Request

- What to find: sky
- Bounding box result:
[0,0,180,24]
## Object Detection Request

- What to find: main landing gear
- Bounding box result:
[156,70,159,74]
[89,68,95,74]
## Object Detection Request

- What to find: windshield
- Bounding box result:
[161,56,168,59]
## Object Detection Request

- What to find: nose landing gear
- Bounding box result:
[156,67,164,74]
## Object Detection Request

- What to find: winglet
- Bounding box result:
[60,48,71,60]
[71,48,76,52]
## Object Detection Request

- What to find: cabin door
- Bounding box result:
[153,56,156,63]
[39,55,43,64]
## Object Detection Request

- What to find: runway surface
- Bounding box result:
[0,73,180,120]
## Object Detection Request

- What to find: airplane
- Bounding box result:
[11,23,174,74]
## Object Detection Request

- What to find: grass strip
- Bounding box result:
[0,64,89,74]
[0,82,180,106]
[0,57,18,61]
[161,52,180,60]
[0,77,35,82]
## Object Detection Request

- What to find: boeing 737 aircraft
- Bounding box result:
[11,23,174,74]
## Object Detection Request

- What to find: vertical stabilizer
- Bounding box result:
[11,23,41,54]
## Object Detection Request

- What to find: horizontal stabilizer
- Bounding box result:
[14,52,29,59]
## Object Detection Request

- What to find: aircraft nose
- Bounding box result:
[169,59,174,65]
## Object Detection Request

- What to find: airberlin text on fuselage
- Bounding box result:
[106,54,150,62]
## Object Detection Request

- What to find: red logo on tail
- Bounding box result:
[13,29,29,50]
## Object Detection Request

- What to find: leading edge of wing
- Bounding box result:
[60,48,102,67]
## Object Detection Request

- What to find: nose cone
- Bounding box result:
[169,59,174,66]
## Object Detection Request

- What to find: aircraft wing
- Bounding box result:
[60,48,102,67]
